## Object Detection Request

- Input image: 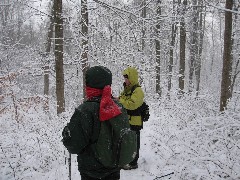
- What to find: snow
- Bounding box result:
[1,94,240,180]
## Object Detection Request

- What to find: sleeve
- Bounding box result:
[119,87,144,110]
[69,105,94,153]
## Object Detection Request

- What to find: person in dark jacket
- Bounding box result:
[74,66,125,180]
[118,67,144,170]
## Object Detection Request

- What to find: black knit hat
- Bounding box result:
[86,66,112,89]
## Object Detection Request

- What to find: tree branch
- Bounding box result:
[17,0,52,17]
[92,0,137,17]
[205,1,240,14]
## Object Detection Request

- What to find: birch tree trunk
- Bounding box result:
[54,0,65,114]
[220,0,233,111]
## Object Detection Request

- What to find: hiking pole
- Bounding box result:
[68,153,71,180]
[153,172,174,179]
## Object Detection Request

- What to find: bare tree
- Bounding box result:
[81,0,89,99]
[141,0,146,51]
[54,0,65,114]
[168,0,177,93]
[195,0,206,96]
[188,0,199,93]
[178,0,187,95]
[44,3,55,111]
[220,0,233,111]
[230,2,240,97]
[0,0,11,45]
[155,0,162,96]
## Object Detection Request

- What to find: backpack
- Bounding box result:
[62,99,137,168]
[138,101,150,122]
[127,85,150,122]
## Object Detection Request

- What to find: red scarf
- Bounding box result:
[86,86,121,121]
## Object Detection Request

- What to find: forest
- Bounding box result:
[1,0,240,180]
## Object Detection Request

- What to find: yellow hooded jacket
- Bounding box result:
[119,67,144,126]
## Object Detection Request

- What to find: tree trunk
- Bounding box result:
[44,4,55,111]
[168,0,177,93]
[188,0,198,93]
[81,0,89,100]
[231,58,240,96]
[1,0,10,45]
[210,13,215,74]
[179,0,187,95]
[141,0,146,51]
[230,3,240,97]
[220,0,233,111]
[54,0,65,114]
[195,0,206,96]
[168,23,176,93]
[155,0,161,96]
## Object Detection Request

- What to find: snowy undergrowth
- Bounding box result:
[1,93,240,180]
[0,97,71,180]
[147,94,240,180]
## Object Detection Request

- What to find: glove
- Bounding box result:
[62,126,71,142]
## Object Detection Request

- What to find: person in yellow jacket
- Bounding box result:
[118,67,144,170]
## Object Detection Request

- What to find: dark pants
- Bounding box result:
[80,171,120,180]
[129,129,140,166]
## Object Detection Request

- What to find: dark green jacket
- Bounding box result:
[73,99,120,179]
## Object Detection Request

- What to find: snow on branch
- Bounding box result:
[205,1,240,15]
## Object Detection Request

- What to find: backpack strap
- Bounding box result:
[125,84,141,96]
[84,98,102,145]
[85,97,114,144]
[130,85,140,95]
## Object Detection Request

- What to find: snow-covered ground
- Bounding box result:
[1,94,240,180]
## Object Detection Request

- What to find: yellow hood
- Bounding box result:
[122,67,139,86]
